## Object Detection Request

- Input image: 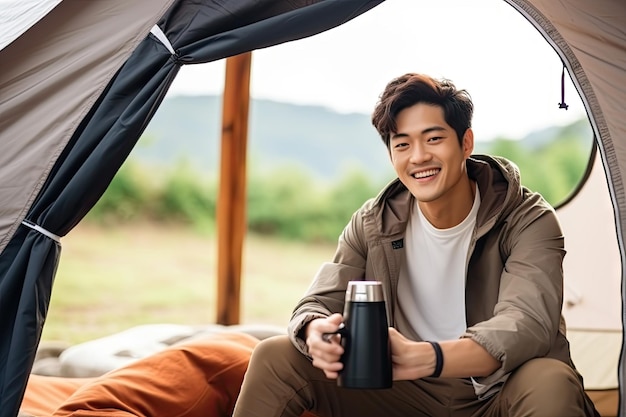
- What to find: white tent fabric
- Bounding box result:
[0,0,63,50]
[0,0,624,416]
[560,154,622,332]
[569,329,622,390]
[560,154,623,391]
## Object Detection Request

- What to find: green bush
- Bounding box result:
[86,162,154,224]
[155,161,217,228]
[481,136,592,206]
[247,167,328,240]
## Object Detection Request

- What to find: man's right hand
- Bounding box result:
[305,313,345,379]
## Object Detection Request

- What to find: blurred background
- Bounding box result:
[42,0,593,344]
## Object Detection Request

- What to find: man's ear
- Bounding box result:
[463,128,474,158]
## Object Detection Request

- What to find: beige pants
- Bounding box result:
[232,335,600,417]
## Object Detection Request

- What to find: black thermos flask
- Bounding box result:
[329,280,392,389]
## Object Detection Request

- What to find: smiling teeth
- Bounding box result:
[413,169,439,179]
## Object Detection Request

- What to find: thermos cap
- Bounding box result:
[345,281,385,302]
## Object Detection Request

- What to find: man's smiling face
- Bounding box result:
[390,103,474,218]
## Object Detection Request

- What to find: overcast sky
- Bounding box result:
[167,0,588,141]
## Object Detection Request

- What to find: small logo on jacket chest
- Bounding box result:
[391,239,404,249]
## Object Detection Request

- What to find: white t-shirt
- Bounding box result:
[396,188,481,341]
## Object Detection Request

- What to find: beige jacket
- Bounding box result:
[288,155,577,397]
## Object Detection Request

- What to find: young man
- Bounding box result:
[232,73,599,416]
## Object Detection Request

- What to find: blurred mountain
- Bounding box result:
[136,95,393,181]
[135,94,592,180]
[473,117,593,154]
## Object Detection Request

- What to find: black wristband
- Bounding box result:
[427,341,444,378]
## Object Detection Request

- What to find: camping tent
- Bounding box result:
[0,0,624,416]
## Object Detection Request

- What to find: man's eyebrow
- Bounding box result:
[390,132,408,140]
[422,126,447,134]
[390,125,447,140]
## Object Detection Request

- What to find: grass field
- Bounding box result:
[42,222,336,344]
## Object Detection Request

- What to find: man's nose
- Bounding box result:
[409,143,431,163]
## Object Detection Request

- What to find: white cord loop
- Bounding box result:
[21,219,61,243]
[150,24,175,55]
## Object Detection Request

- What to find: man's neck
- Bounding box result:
[418,179,476,229]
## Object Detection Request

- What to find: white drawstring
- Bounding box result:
[21,219,60,243]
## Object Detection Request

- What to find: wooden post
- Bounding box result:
[216,52,252,325]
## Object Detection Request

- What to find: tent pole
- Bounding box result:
[216,52,252,325]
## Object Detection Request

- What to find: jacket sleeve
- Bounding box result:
[287,204,370,357]
[463,198,565,398]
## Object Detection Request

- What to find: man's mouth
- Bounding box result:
[412,168,440,179]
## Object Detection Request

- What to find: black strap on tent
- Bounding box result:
[558,65,569,110]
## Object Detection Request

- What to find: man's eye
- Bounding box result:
[428,136,443,142]
[393,142,408,149]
